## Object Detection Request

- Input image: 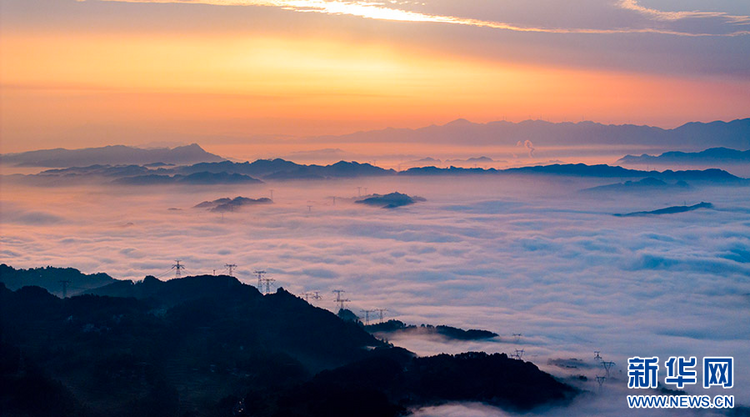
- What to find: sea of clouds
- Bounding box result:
[1,174,748,416]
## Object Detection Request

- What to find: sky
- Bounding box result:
[1,0,749,154]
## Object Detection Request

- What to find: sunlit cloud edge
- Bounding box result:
[79,0,750,37]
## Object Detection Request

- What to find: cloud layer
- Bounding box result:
[2,175,749,415]
[85,0,750,36]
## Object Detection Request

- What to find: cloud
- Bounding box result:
[618,0,750,24]
[83,0,750,36]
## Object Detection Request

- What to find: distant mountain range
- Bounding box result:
[313,118,750,149]
[401,164,747,183]
[1,143,224,167]
[5,155,749,188]
[112,171,264,186]
[8,159,396,186]
[618,147,750,166]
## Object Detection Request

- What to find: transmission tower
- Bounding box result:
[173,260,184,278]
[332,290,350,311]
[594,351,602,361]
[260,277,275,295]
[357,187,362,197]
[374,308,388,323]
[269,189,274,201]
[254,270,266,291]
[225,264,237,277]
[302,291,322,303]
[596,376,606,389]
[58,280,71,298]
[511,349,525,360]
[513,333,523,343]
[602,361,616,377]
[360,309,376,325]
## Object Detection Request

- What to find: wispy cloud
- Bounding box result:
[618,0,750,25]
[82,0,750,37]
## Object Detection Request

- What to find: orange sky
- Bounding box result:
[1,0,749,153]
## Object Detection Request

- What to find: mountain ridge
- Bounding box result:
[0,270,578,417]
[310,118,750,149]
[619,147,750,165]
[1,143,225,167]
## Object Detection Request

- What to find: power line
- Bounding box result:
[374,308,387,323]
[360,309,376,325]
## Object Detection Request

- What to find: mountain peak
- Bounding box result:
[444,118,475,127]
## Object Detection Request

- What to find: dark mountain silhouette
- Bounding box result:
[174,159,302,177]
[11,154,749,188]
[619,147,750,166]
[1,271,578,417]
[312,118,750,150]
[366,320,498,341]
[355,192,426,209]
[615,202,714,217]
[193,196,273,212]
[14,159,390,185]
[581,178,691,193]
[262,161,394,180]
[178,172,263,185]
[0,264,115,297]
[113,172,264,186]
[401,163,747,183]
[1,144,224,168]
[260,350,576,417]
[174,159,393,180]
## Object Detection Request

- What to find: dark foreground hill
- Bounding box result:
[0,273,577,417]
